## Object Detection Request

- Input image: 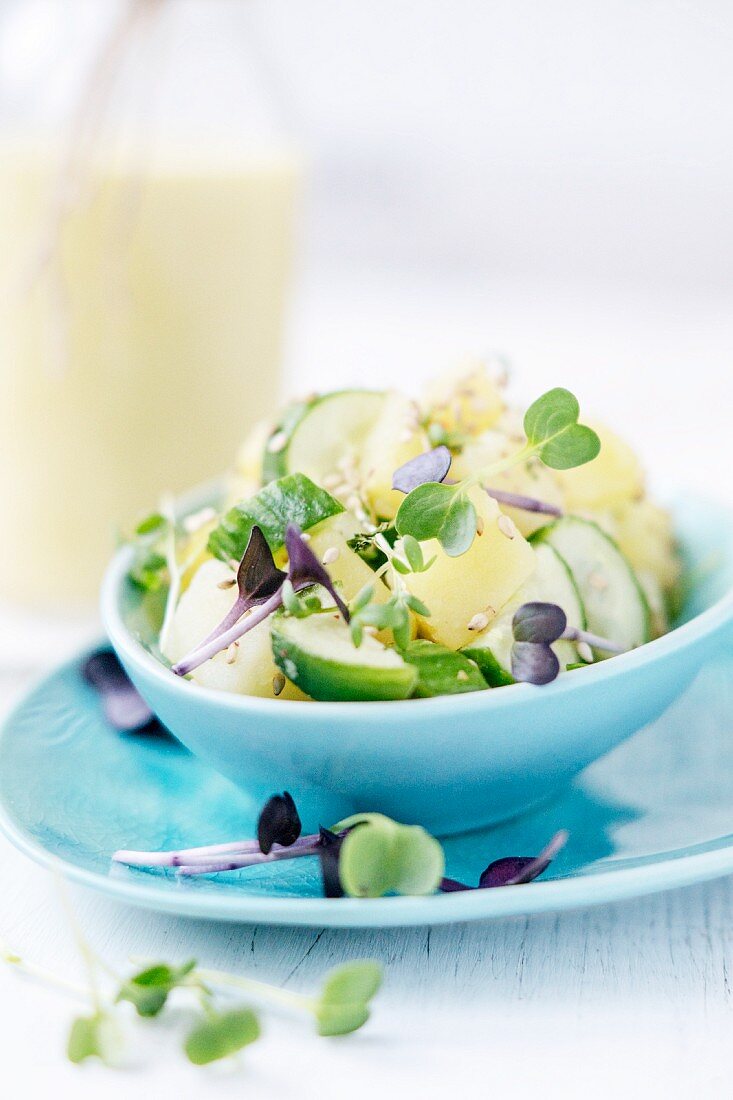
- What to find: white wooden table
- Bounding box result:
[2,274,731,1098]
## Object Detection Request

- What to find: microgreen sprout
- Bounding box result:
[510,602,624,685]
[112,793,567,902]
[171,525,349,677]
[2,924,382,1070]
[348,533,432,650]
[82,648,156,733]
[257,791,302,854]
[394,388,600,556]
[440,830,568,891]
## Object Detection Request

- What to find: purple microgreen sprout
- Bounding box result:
[510,602,624,685]
[440,830,568,892]
[485,487,563,518]
[188,525,286,654]
[171,525,349,677]
[257,791,301,854]
[395,388,599,556]
[82,649,156,733]
[392,445,452,494]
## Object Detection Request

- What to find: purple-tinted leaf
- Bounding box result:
[511,641,561,685]
[392,446,452,494]
[480,831,568,886]
[82,649,157,733]
[485,487,562,517]
[439,830,568,892]
[513,602,567,644]
[285,525,350,622]
[257,791,302,854]
[317,827,345,898]
[238,525,288,604]
[192,526,286,653]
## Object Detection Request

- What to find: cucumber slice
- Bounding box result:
[278,390,386,487]
[271,612,417,702]
[207,474,343,564]
[535,516,651,655]
[261,398,320,484]
[461,543,585,686]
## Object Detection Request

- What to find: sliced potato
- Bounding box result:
[422,360,505,437]
[163,559,309,699]
[402,487,536,650]
[555,420,644,511]
[359,392,426,520]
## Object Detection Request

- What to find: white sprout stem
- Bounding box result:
[172,587,284,676]
[158,494,181,656]
[373,532,409,595]
[1,941,88,1002]
[562,627,625,654]
[112,832,322,868]
[175,844,320,877]
[485,487,562,517]
[504,830,569,885]
[194,967,314,1013]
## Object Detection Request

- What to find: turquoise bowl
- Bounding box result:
[101,494,733,836]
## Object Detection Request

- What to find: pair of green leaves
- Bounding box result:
[68,954,383,1068]
[314,961,383,1036]
[395,388,600,557]
[348,583,429,651]
[334,813,445,898]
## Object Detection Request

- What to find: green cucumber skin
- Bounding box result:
[261,398,316,485]
[534,516,652,651]
[459,646,515,688]
[401,640,488,697]
[271,626,417,703]
[207,474,344,564]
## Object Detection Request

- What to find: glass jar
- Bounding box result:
[0,0,301,608]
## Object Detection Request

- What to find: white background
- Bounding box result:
[2,1,733,1096]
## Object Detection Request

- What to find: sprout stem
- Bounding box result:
[562,627,625,654]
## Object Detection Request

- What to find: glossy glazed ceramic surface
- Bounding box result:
[100,495,733,834]
[2,644,733,927]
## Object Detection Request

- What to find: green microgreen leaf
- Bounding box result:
[404,593,431,617]
[333,813,444,898]
[134,512,168,537]
[401,534,424,572]
[351,584,375,614]
[117,960,196,1018]
[438,494,477,556]
[523,388,600,470]
[184,1008,260,1065]
[395,482,457,542]
[67,1012,123,1066]
[392,557,410,575]
[314,961,383,1036]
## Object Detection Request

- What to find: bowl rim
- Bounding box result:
[101,491,733,718]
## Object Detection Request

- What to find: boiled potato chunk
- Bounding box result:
[452,432,565,537]
[163,559,309,699]
[359,392,426,520]
[608,499,680,592]
[555,421,644,511]
[422,360,505,437]
[403,487,536,650]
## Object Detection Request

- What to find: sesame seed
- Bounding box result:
[322,546,340,565]
[364,625,378,636]
[476,515,485,536]
[497,514,518,540]
[467,612,489,632]
[225,642,239,665]
[300,532,311,542]
[272,672,286,696]
[457,669,469,682]
[577,641,594,663]
[267,430,288,454]
[589,572,608,591]
[217,577,237,590]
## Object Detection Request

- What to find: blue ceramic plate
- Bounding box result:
[2,646,733,927]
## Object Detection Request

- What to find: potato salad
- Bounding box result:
[129,365,681,701]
